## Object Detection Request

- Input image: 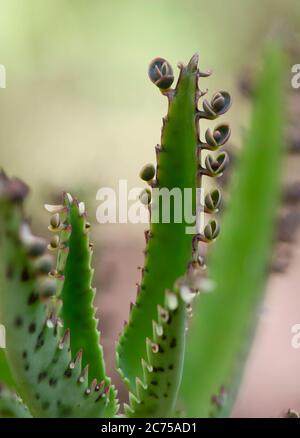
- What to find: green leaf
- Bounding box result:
[116,55,199,392]
[46,194,118,416]
[119,288,188,418]
[181,44,285,417]
[48,199,101,375]
[0,175,114,417]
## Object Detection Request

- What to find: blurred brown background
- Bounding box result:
[0,0,300,417]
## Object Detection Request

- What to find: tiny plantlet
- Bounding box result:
[0,47,285,418]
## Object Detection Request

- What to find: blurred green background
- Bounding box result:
[0,0,299,213]
[0,0,300,417]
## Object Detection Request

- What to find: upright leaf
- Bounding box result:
[181,45,284,417]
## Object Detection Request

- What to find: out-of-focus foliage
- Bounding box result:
[181,44,285,417]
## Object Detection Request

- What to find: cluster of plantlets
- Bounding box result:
[117,54,231,417]
[0,47,284,418]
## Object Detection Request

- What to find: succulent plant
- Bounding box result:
[0,47,284,418]
[181,45,284,417]
[116,53,231,417]
[0,174,117,417]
